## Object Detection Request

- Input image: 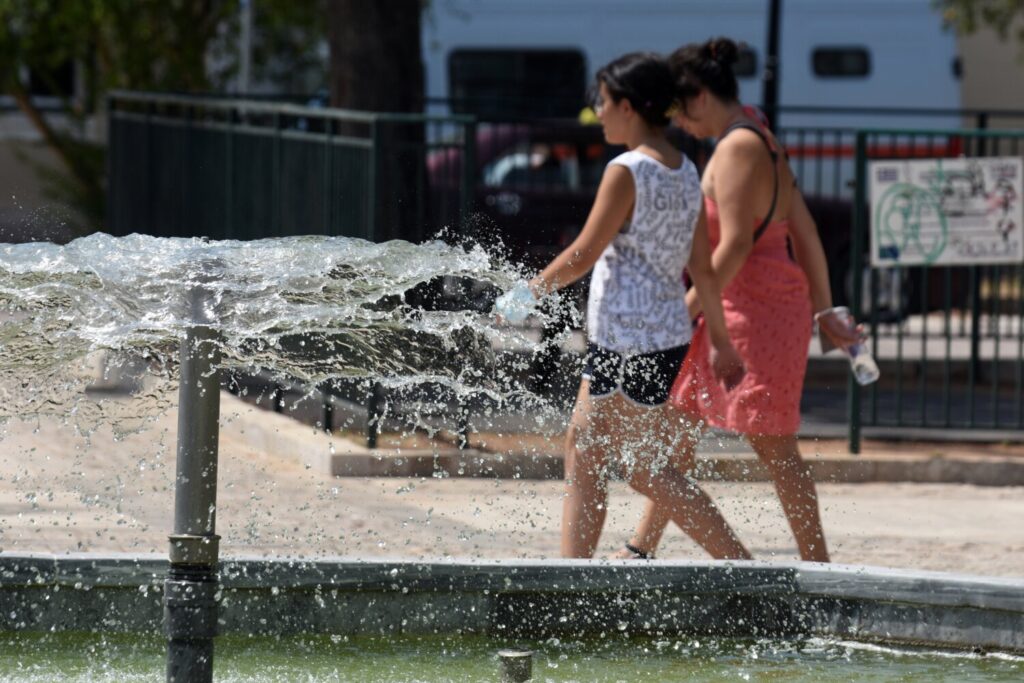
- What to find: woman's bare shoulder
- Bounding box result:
[715,128,770,163]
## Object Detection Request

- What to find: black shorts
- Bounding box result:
[582,343,689,407]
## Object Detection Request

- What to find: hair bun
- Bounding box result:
[706,38,739,68]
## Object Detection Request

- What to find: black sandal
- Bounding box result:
[624,543,654,560]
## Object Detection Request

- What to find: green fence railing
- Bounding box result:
[107,92,475,243]
[849,128,1024,452]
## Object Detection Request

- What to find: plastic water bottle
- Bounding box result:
[828,306,880,386]
[846,340,881,385]
[494,280,536,324]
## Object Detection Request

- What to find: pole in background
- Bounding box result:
[847,132,868,455]
[239,0,253,94]
[762,0,782,130]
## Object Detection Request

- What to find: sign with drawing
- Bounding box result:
[869,157,1023,266]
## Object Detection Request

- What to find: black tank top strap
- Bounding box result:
[720,121,779,244]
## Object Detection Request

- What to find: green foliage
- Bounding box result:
[0,0,325,233]
[251,0,328,94]
[936,0,1024,42]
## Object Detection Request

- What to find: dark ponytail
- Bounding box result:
[595,52,675,128]
[668,37,741,104]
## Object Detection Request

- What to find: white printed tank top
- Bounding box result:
[586,149,702,354]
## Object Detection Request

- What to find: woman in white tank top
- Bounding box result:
[496,53,751,559]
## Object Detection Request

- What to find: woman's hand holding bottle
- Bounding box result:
[493,280,537,324]
[814,307,862,353]
[814,306,880,385]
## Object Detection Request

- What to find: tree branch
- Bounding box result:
[10,82,99,197]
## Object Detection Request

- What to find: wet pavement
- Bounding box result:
[1,392,1022,578]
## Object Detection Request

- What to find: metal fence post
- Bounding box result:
[367,382,383,449]
[323,118,334,235]
[183,102,194,237]
[146,100,155,238]
[165,283,222,683]
[456,118,477,449]
[106,95,116,233]
[848,131,868,454]
[367,118,380,242]
[225,106,235,239]
[968,114,990,415]
[364,121,383,444]
[272,111,282,237]
[459,119,477,234]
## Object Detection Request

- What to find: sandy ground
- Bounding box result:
[1,393,1022,578]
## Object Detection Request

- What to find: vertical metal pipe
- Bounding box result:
[173,325,221,536]
[165,287,222,683]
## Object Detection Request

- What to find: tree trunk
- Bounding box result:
[326,0,423,112]
[326,0,428,243]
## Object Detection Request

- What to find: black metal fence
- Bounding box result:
[848,128,1024,451]
[108,92,475,243]
[107,94,1024,448]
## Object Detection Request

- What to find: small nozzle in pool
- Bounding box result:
[497,648,533,682]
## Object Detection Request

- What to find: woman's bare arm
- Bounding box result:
[788,190,860,348]
[788,190,833,314]
[706,136,764,288]
[687,204,745,387]
[529,165,634,295]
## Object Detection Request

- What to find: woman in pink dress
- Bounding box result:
[616,38,858,563]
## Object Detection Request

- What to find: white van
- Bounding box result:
[423,0,962,129]
[424,0,965,314]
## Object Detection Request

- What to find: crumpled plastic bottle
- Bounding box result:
[493,280,537,324]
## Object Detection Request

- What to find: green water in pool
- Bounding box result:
[0,631,1021,682]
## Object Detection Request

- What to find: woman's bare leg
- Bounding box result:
[628,467,750,559]
[748,433,830,563]
[561,380,610,558]
[616,500,671,558]
[609,396,749,560]
[615,411,702,558]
